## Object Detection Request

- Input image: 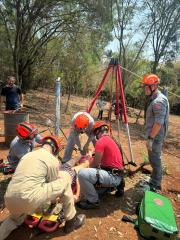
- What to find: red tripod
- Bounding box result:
[87,58,136,167]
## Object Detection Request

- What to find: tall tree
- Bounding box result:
[111,0,152,88]
[0,23,13,80]
[0,0,112,90]
[144,0,180,73]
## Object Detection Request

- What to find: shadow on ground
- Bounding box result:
[4,183,146,240]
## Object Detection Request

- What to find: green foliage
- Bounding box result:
[0,25,13,81]
[125,58,150,108]
[144,0,180,73]
[156,61,180,114]
[0,0,113,90]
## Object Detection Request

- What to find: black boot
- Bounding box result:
[115,178,125,197]
[64,214,86,234]
[149,183,161,193]
[76,200,100,210]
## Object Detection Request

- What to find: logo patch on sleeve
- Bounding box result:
[154,103,161,110]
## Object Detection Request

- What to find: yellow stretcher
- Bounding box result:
[24,212,63,233]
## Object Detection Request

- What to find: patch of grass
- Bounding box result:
[162,163,169,175]
[141,152,149,164]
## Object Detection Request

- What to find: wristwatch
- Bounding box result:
[148,136,154,140]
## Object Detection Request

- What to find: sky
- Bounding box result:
[105,38,119,52]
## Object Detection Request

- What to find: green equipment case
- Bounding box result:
[136,191,179,240]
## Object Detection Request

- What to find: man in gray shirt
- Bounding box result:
[141,74,169,192]
[1,122,42,173]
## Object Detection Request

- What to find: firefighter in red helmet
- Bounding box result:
[0,122,42,173]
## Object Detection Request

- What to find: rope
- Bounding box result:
[93,65,180,99]
[120,65,141,78]
[119,65,180,99]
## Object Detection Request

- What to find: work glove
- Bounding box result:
[146,139,153,152]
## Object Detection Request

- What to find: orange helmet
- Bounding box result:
[74,114,89,129]
[141,74,160,86]
[16,122,38,140]
[93,121,109,135]
[41,135,62,155]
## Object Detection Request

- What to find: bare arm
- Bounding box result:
[149,122,161,138]
[0,95,5,111]
[91,151,103,168]
[20,93,24,107]
[73,178,81,203]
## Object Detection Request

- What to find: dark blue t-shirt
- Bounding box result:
[1,85,22,110]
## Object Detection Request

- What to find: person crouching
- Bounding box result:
[77,121,125,209]
[0,135,86,240]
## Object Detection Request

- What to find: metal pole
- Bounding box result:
[55,77,61,136]
[115,66,121,140]
[117,64,135,165]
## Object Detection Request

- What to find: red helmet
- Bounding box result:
[41,135,62,155]
[141,74,160,86]
[74,114,89,129]
[16,122,38,140]
[93,121,109,134]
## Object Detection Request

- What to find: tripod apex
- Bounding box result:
[109,58,119,66]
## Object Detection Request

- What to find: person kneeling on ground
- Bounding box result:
[0,122,42,174]
[0,135,86,240]
[77,121,125,210]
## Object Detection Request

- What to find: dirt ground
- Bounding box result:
[0,89,179,240]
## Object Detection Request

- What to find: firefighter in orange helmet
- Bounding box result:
[141,74,169,192]
[62,112,95,163]
[141,74,160,96]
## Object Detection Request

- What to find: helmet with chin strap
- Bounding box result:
[16,122,38,140]
[141,74,160,96]
[141,74,160,86]
[41,135,62,155]
[93,121,109,136]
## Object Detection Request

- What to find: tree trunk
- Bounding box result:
[151,60,158,74]
[13,52,20,86]
[19,64,32,91]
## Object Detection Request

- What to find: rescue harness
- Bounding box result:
[94,167,124,188]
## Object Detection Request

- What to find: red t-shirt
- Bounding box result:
[95,135,123,169]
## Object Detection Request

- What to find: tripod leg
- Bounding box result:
[87,64,113,113]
